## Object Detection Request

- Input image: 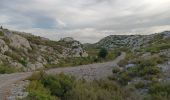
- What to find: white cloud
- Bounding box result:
[0,0,170,43]
[0,15,10,24]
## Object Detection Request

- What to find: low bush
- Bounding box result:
[41,73,74,97]
[64,80,117,100]
[119,72,132,85]
[26,80,56,100]
[0,65,18,74]
[115,57,161,85]
[145,82,170,100]
[134,81,146,89]
[112,67,121,73]
[26,72,140,100]
[0,31,4,36]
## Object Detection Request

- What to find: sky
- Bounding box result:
[0,0,170,43]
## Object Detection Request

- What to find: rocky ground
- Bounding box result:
[7,80,30,100]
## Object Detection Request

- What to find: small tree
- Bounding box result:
[0,26,2,29]
[98,48,108,58]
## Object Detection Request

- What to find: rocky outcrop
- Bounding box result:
[4,30,32,50]
[94,35,154,50]
[60,37,88,57]
[92,31,170,51]
[0,29,88,71]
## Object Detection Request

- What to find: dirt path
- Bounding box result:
[0,73,32,100]
[0,52,126,100]
[47,52,126,80]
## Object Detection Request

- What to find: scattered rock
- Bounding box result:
[7,80,30,100]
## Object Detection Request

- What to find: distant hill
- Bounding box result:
[85,31,170,52]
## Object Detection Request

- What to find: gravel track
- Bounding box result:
[0,52,125,100]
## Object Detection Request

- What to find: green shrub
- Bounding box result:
[144,36,170,53]
[20,59,28,66]
[118,59,129,67]
[134,81,146,89]
[112,67,121,73]
[98,48,108,58]
[0,31,4,36]
[41,73,74,97]
[27,73,141,100]
[115,57,161,86]
[106,49,120,60]
[131,58,161,77]
[144,82,170,100]
[64,80,140,100]
[26,80,56,100]
[119,72,132,85]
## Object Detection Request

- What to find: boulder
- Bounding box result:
[10,62,24,68]
[27,62,44,71]
[37,56,47,65]
[0,39,9,54]
[5,31,32,50]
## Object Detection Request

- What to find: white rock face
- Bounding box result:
[0,39,9,53]
[60,39,88,58]
[5,31,32,50]
[71,47,88,57]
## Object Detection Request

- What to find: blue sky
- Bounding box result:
[0,0,170,43]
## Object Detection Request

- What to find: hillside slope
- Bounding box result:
[0,28,88,71]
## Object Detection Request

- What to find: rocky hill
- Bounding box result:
[0,28,88,71]
[90,31,170,51]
